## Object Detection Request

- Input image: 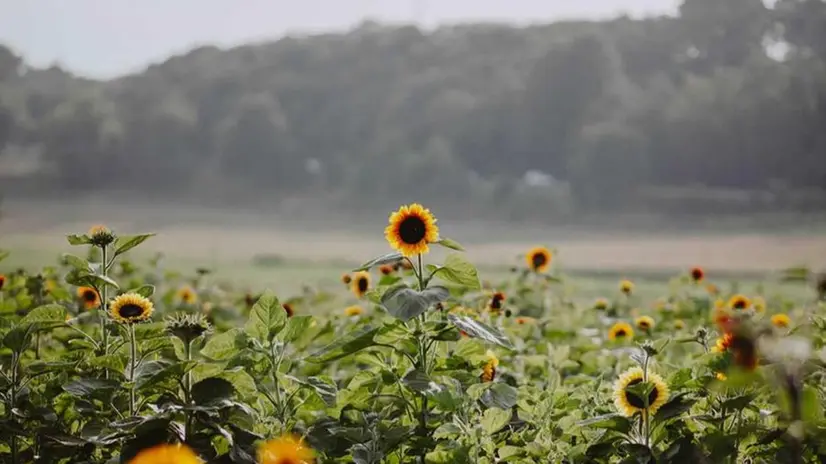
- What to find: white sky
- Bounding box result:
[0,0,679,78]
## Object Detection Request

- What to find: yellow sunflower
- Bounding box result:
[109,293,154,324]
[593,298,609,311]
[258,434,315,464]
[673,319,685,330]
[771,313,791,329]
[712,332,734,353]
[384,203,439,257]
[613,367,669,417]
[525,246,552,273]
[128,443,200,464]
[728,294,751,311]
[635,316,655,332]
[620,280,634,295]
[77,286,101,310]
[341,273,352,285]
[716,372,727,381]
[689,266,704,283]
[480,350,499,383]
[608,322,634,341]
[344,305,364,317]
[0,274,6,291]
[176,286,198,305]
[351,271,370,298]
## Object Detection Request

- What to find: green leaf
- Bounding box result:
[353,252,404,272]
[481,383,518,409]
[192,377,235,405]
[498,445,524,460]
[402,369,434,393]
[21,304,66,324]
[578,413,632,433]
[279,315,313,343]
[63,378,121,398]
[433,423,462,439]
[655,393,696,421]
[62,254,92,272]
[448,314,513,350]
[218,369,258,400]
[436,237,465,251]
[289,376,338,406]
[430,253,480,290]
[113,234,155,258]
[380,284,449,321]
[67,234,92,246]
[130,285,155,298]
[481,407,511,435]
[201,328,247,361]
[65,269,120,290]
[721,394,754,411]
[3,325,34,352]
[305,324,381,363]
[245,290,285,342]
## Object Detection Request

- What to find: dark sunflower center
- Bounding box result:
[615,329,627,337]
[118,303,145,319]
[733,299,747,309]
[83,290,97,302]
[531,252,547,269]
[275,458,299,464]
[491,297,503,310]
[639,322,650,329]
[624,378,658,409]
[357,277,368,293]
[398,216,427,245]
[691,269,703,280]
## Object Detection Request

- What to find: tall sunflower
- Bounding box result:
[351,271,370,298]
[620,279,634,295]
[613,367,669,417]
[593,297,609,311]
[128,443,200,464]
[525,246,552,273]
[109,293,154,324]
[258,434,315,464]
[77,286,101,310]
[384,203,439,257]
[771,313,791,328]
[608,322,634,341]
[480,350,499,383]
[690,266,704,283]
[728,294,751,310]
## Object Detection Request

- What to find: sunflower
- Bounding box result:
[88,224,116,247]
[728,294,751,310]
[673,319,685,330]
[771,313,791,329]
[515,316,536,325]
[282,303,295,318]
[351,271,370,298]
[613,367,669,417]
[109,293,154,324]
[488,291,506,313]
[635,316,655,332]
[525,246,552,273]
[690,266,704,282]
[0,274,5,291]
[716,372,727,381]
[608,322,634,341]
[379,264,395,276]
[77,286,101,310]
[384,203,439,257]
[619,280,634,295]
[712,332,734,353]
[128,443,200,464]
[166,313,212,345]
[593,298,609,311]
[480,350,499,383]
[341,273,352,285]
[344,305,363,317]
[258,434,315,464]
[176,286,198,305]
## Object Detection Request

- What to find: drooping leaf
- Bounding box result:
[305,324,381,363]
[435,237,465,251]
[192,377,235,405]
[353,252,404,272]
[62,254,93,272]
[655,393,696,421]
[67,234,92,246]
[65,269,119,290]
[380,284,449,321]
[245,290,286,342]
[130,285,155,298]
[113,234,155,258]
[63,378,121,398]
[578,413,633,434]
[448,314,513,350]
[279,315,314,343]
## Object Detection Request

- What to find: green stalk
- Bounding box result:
[9,351,19,462]
[129,324,137,416]
[184,339,193,440]
[100,245,110,374]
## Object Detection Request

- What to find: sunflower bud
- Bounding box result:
[88,225,116,247]
[166,313,212,345]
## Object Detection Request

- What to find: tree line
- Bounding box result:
[0,0,825,218]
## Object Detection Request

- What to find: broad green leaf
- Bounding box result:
[655,393,696,421]
[113,234,155,258]
[353,252,404,272]
[218,369,258,400]
[380,284,449,321]
[245,290,286,342]
[481,383,518,409]
[433,423,462,439]
[65,270,120,290]
[279,315,313,343]
[192,377,235,405]
[481,407,511,435]
[201,328,247,361]
[288,376,338,406]
[435,237,465,251]
[721,394,754,411]
[130,285,155,298]
[430,253,480,290]
[21,304,66,324]
[402,369,433,393]
[305,324,380,363]
[498,445,524,459]
[62,254,92,272]
[3,325,34,352]
[448,314,513,350]
[63,378,121,397]
[578,413,632,433]
[67,234,92,246]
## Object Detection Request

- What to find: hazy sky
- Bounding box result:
[1,0,679,78]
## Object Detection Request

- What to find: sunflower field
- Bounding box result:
[1,203,825,464]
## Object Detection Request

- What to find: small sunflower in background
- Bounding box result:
[379,264,395,276]
[88,224,116,247]
[176,286,198,305]
[128,443,200,464]
[771,313,791,329]
[77,286,101,310]
[613,367,669,417]
[0,274,6,291]
[608,322,634,341]
[593,297,609,311]
[712,332,734,353]
[258,434,315,464]
[282,303,295,318]
[619,279,634,295]
[480,350,499,383]
[728,294,751,311]
[689,266,704,283]
[636,316,655,332]
[109,293,154,324]
[351,271,370,298]
[344,305,364,317]
[525,246,552,273]
[341,273,352,285]
[385,203,439,257]
[488,291,506,313]
[673,319,685,330]
[716,372,727,381]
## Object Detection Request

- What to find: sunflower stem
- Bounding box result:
[184,339,193,441]
[129,323,137,416]
[100,244,109,379]
[416,254,424,291]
